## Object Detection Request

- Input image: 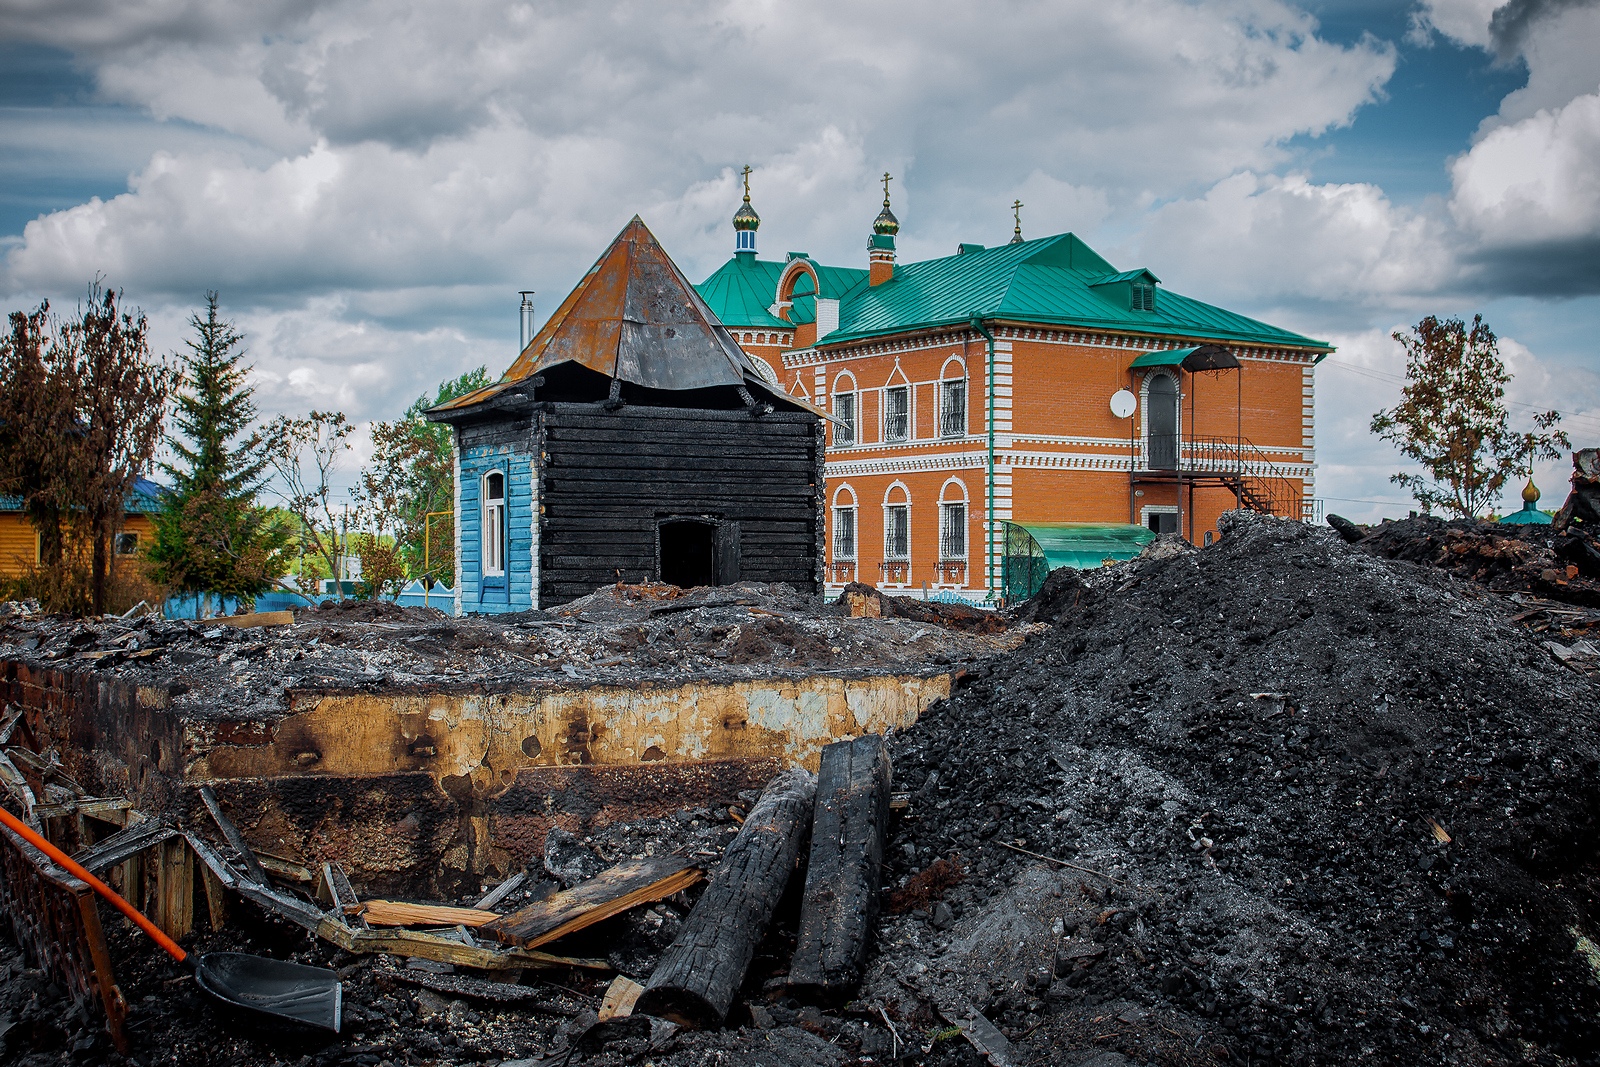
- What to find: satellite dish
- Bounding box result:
[1110,389,1137,419]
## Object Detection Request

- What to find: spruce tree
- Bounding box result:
[148,293,289,606]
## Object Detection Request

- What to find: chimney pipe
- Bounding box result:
[519,291,536,351]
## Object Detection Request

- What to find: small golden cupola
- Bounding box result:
[733,164,760,256]
[869,171,898,286]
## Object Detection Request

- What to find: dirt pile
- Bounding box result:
[875,511,1600,1065]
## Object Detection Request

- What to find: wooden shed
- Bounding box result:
[427,217,825,613]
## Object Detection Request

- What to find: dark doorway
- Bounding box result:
[659,518,741,588]
[1147,373,1179,470]
[1147,511,1179,535]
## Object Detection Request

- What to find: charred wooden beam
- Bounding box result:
[787,735,891,998]
[636,767,816,1028]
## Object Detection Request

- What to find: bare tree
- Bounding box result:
[264,411,354,600]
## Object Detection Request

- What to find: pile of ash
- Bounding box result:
[874,511,1600,1065]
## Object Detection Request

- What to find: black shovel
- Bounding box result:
[0,805,342,1033]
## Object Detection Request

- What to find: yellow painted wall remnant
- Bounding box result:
[191,672,951,785]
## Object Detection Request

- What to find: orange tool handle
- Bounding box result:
[0,804,188,964]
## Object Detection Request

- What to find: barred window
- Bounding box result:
[884,505,910,560]
[939,378,966,437]
[834,391,857,446]
[833,507,857,560]
[884,385,909,442]
[939,502,967,559]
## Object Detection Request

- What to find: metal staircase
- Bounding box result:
[1139,435,1311,521]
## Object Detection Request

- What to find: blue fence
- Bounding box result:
[163,581,453,619]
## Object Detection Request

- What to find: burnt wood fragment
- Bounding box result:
[636,768,816,1028]
[482,853,701,948]
[788,735,892,998]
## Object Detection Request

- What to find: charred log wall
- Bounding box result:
[537,404,823,606]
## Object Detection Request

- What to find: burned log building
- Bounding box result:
[429,217,825,613]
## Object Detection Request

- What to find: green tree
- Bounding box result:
[358,367,490,588]
[0,303,78,586]
[1372,314,1570,518]
[147,293,290,611]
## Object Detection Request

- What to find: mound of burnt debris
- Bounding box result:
[875,511,1600,1066]
[7,515,1600,1067]
[0,580,1017,722]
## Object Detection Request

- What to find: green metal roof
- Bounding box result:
[1088,268,1160,286]
[695,254,869,330]
[1129,347,1199,368]
[694,254,789,329]
[820,234,1330,351]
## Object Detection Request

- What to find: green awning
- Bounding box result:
[1001,522,1155,602]
[1129,344,1239,371]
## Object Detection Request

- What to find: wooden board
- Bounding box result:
[482,854,702,949]
[212,611,295,628]
[355,899,499,928]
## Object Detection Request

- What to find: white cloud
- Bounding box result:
[1450,88,1600,247]
[1135,172,1457,313]
[1407,0,1500,48]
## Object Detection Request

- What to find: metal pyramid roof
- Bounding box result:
[435,217,791,414]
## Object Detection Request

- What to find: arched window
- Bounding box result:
[833,372,858,446]
[938,357,968,438]
[832,484,857,561]
[938,479,968,560]
[482,471,507,577]
[883,483,911,561]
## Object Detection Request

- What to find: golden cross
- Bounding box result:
[741,164,752,201]
[882,171,893,205]
[1012,199,1024,234]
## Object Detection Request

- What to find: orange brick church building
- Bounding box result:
[696,173,1330,603]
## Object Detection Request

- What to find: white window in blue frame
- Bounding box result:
[482,471,507,577]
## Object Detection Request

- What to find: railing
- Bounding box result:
[936,560,967,586]
[879,561,910,585]
[830,561,857,584]
[1144,435,1308,521]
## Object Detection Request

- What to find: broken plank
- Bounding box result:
[598,975,643,1022]
[482,854,702,949]
[356,899,499,928]
[941,1005,1015,1067]
[636,768,816,1028]
[254,851,315,885]
[316,919,608,972]
[73,821,177,874]
[212,611,295,628]
[474,870,528,911]
[198,785,270,885]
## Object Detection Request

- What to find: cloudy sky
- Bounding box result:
[2,0,1598,520]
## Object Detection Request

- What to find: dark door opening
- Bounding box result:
[660,519,717,588]
[1147,373,1179,470]
[658,518,742,588]
[1147,511,1179,535]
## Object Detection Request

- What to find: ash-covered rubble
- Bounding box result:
[0,580,1019,721]
[870,511,1600,1066]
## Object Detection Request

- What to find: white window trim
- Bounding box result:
[832,505,858,561]
[938,501,968,561]
[482,470,507,578]
[882,383,911,443]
